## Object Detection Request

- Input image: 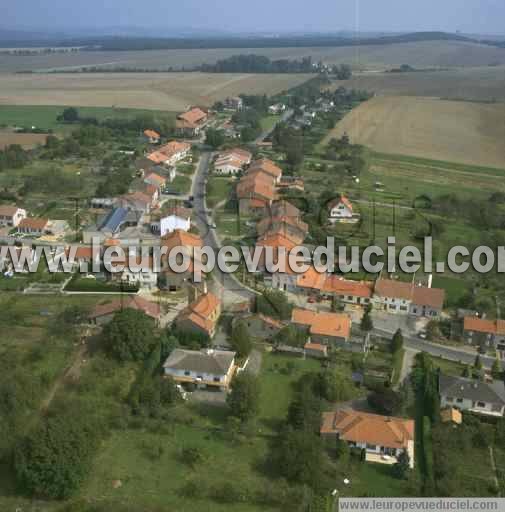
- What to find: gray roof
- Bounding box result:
[439,374,505,406]
[163,349,236,375]
[99,207,129,233]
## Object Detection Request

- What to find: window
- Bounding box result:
[400,306,408,311]
[456,398,463,403]
[366,444,376,450]
[213,377,221,383]
[477,401,486,408]
[184,371,191,376]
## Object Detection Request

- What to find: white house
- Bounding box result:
[321,409,415,468]
[163,348,236,391]
[0,205,27,228]
[328,195,355,223]
[152,212,191,237]
[214,157,244,176]
[439,374,505,417]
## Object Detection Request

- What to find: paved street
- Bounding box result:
[191,150,257,306]
[254,109,294,144]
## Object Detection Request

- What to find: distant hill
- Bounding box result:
[1,29,502,51]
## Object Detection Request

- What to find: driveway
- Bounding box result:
[244,349,262,376]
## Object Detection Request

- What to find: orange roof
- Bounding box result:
[257,215,308,236]
[323,276,374,298]
[104,239,121,247]
[412,286,445,309]
[309,312,351,339]
[177,108,207,125]
[178,292,221,335]
[147,151,169,164]
[440,407,462,424]
[321,409,414,450]
[144,172,166,186]
[375,278,413,301]
[248,158,282,179]
[162,229,202,247]
[292,308,351,339]
[255,313,284,329]
[464,316,501,335]
[292,308,319,326]
[296,266,328,291]
[144,129,160,139]
[0,205,21,216]
[144,184,158,197]
[236,178,276,202]
[19,217,48,230]
[257,232,297,251]
[89,296,160,320]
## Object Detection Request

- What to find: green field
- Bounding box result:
[0,105,176,132]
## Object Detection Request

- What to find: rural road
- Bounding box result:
[255,108,294,144]
[191,150,257,305]
[375,327,503,370]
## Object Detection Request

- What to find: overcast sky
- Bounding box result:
[3,0,505,35]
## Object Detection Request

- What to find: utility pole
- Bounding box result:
[392,199,396,237]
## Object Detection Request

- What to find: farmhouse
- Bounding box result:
[147,141,191,167]
[439,374,505,417]
[221,148,252,165]
[117,191,154,213]
[304,342,329,359]
[163,348,236,391]
[373,278,445,317]
[88,296,161,326]
[248,159,283,184]
[291,308,351,348]
[321,409,415,468]
[328,195,355,223]
[175,107,209,137]
[17,217,49,236]
[175,292,222,339]
[143,129,160,144]
[463,317,505,350]
[0,205,26,228]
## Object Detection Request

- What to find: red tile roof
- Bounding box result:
[321,409,414,450]
[144,129,160,139]
[292,308,351,339]
[177,108,207,126]
[178,292,221,335]
[464,316,504,335]
[0,205,21,216]
[18,217,48,230]
[89,296,160,320]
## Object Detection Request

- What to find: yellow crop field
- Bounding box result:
[324,95,505,169]
[0,72,313,111]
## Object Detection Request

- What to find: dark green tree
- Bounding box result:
[102,309,156,362]
[227,373,260,423]
[392,450,411,479]
[14,407,102,499]
[230,320,253,358]
[205,128,225,149]
[391,329,404,353]
[61,107,80,123]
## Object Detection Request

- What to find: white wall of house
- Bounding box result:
[373,296,411,314]
[163,366,232,389]
[0,208,27,228]
[410,303,441,318]
[214,163,241,175]
[329,202,353,221]
[156,215,191,237]
[441,395,505,417]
